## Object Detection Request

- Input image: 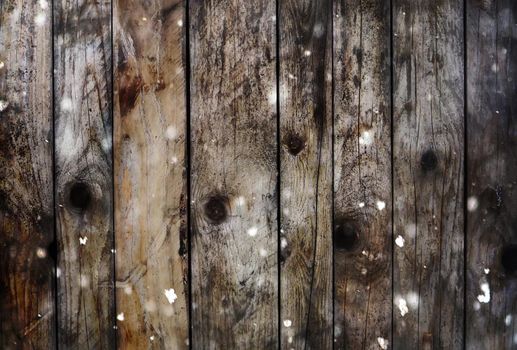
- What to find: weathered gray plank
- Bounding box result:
[189,0,278,347]
[332,0,392,348]
[392,0,465,348]
[53,0,115,347]
[0,0,55,348]
[114,0,189,348]
[279,0,333,348]
[466,1,517,348]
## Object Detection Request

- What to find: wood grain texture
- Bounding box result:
[114,0,189,348]
[333,0,392,348]
[279,0,333,348]
[392,0,464,348]
[189,0,278,347]
[466,0,517,348]
[0,0,55,348]
[54,0,115,347]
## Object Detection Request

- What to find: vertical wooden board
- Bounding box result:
[466,1,517,348]
[54,0,115,347]
[189,0,278,348]
[114,0,189,348]
[279,0,333,348]
[392,0,464,348]
[0,0,55,348]
[332,0,392,348]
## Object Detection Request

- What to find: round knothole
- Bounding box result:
[333,219,359,251]
[421,150,438,172]
[284,134,305,156]
[204,196,228,224]
[501,244,517,275]
[68,183,92,211]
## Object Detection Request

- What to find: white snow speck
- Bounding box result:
[397,298,409,316]
[359,130,373,145]
[0,61,4,69]
[395,235,405,248]
[235,196,246,206]
[283,319,292,327]
[505,314,512,326]
[467,196,479,212]
[247,227,258,237]
[358,202,365,208]
[259,248,268,257]
[79,236,88,245]
[477,282,490,303]
[164,288,178,304]
[165,126,178,140]
[0,100,9,112]
[60,97,72,112]
[484,268,490,275]
[177,19,183,27]
[117,312,125,321]
[304,50,312,57]
[35,13,46,26]
[36,247,47,258]
[376,200,386,211]
[39,0,48,9]
[377,337,389,349]
[281,237,288,249]
[150,335,155,341]
[124,286,132,295]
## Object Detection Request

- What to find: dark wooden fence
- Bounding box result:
[0,0,515,348]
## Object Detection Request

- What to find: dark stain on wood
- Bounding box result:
[333,218,360,252]
[203,195,229,225]
[501,244,517,276]
[68,182,92,212]
[420,149,438,172]
[283,133,306,156]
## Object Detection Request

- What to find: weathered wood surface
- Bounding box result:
[333,0,392,348]
[114,0,189,348]
[279,0,333,348]
[393,0,465,348]
[0,0,55,348]
[189,0,278,347]
[54,0,115,347]
[466,0,517,349]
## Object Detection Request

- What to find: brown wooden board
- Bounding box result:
[189,0,278,347]
[53,0,115,347]
[392,0,465,348]
[114,0,189,348]
[279,0,333,349]
[466,0,517,348]
[333,0,392,348]
[0,0,55,348]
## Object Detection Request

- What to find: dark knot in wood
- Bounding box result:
[284,134,305,156]
[501,244,517,275]
[420,149,438,171]
[204,195,228,224]
[333,219,359,252]
[68,183,92,212]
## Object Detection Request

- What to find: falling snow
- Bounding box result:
[397,298,409,316]
[467,196,479,212]
[0,100,9,112]
[477,282,490,303]
[395,235,405,248]
[79,236,88,245]
[117,312,125,321]
[35,13,46,26]
[376,200,386,211]
[247,227,258,237]
[164,288,178,304]
[283,319,292,327]
[377,337,389,349]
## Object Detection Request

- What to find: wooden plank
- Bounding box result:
[0,0,55,348]
[332,0,392,348]
[189,0,278,347]
[53,0,115,347]
[278,0,333,348]
[392,0,464,348]
[113,0,189,348]
[466,1,517,348]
